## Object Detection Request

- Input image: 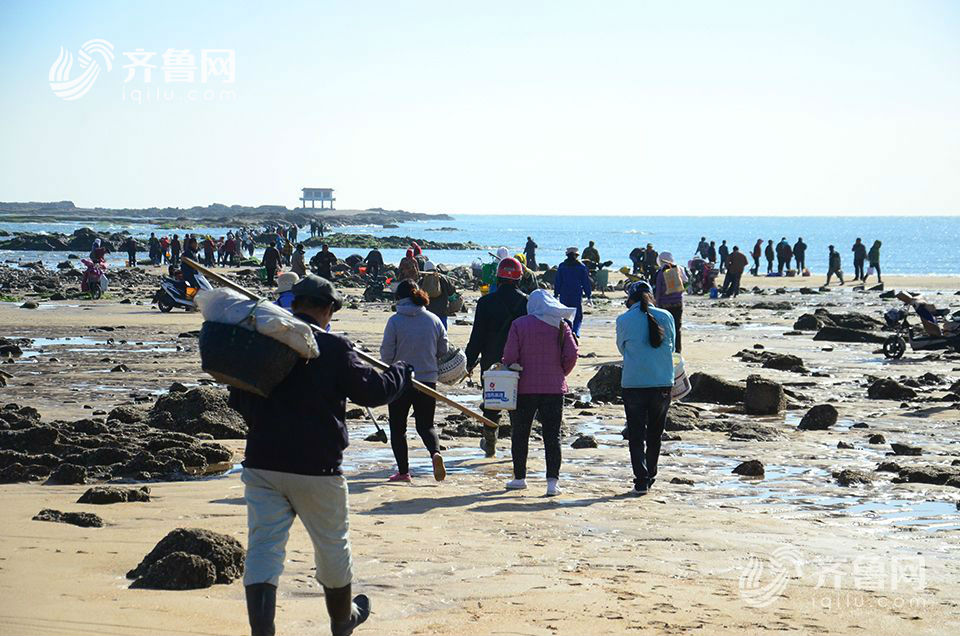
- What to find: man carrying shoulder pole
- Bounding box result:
[228,274,413,636]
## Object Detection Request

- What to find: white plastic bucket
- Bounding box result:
[482,369,519,410]
[671,355,691,400]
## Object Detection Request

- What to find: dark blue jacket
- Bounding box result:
[230,314,411,475]
[554,258,592,306]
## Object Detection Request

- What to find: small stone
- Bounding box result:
[833,469,872,486]
[837,441,854,449]
[868,433,886,444]
[797,404,838,430]
[890,443,922,456]
[733,459,764,477]
[33,508,104,528]
[20,301,39,309]
[571,434,598,449]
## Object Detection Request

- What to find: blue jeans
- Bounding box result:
[623,387,671,489]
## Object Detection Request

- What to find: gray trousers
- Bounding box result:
[242,467,353,589]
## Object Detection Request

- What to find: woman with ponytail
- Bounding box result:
[615,280,676,495]
[380,280,449,482]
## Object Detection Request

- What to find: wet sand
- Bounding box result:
[1,272,959,635]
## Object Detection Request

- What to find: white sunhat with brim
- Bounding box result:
[565,246,579,256]
[276,272,300,293]
[658,251,674,266]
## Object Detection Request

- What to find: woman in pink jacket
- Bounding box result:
[501,289,578,496]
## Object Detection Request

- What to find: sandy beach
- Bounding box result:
[1,268,958,635]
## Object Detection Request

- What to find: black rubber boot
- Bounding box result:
[245,583,277,636]
[480,426,497,457]
[325,584,370,636]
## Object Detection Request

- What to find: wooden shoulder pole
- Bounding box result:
[182,258,498,429]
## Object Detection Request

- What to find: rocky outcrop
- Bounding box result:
[813,326,887,344]
[867,379,917,401]
[797,404,838,430]
[587,364,622,403]
[744,375,785,415]
[33,508,104,528]
[733,460,764,477]
[77,486,151,504]
[683,373,745,405]
[148,387,247,439]
[127,528,245,589]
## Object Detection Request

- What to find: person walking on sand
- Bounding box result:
[398,249,420,282]
[851,238,867,281]
[721,246,748,297]
[380,280,449,483]
[124,236,137,267]
[861,240,882,284]
[465,257,528,457]
[653,252,686,353]
[764,240,775,274]
[554,247,592,337]
[825,245,844,285]
[616,281,676,496]
[229,275,412,636]
[501,289,578,496]
[524,236,538,270]
[718,240,729,273]
[696,237,710,260]
[262,243,281,286]
[170,234,181,266]
[291,243,307,277]
[793,237,806,272]
[420,262,456,329]
[751,239,763,276]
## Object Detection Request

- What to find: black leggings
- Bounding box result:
[662,304,682,354]
[623,387,671,489]
[388,382,439,474]
[508,394,563,479]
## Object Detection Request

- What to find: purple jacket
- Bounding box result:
[501,315,578,394]
[654,265,684,307]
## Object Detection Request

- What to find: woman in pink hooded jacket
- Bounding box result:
[501,289,578,496]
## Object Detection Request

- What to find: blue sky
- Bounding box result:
[1,0,958,215]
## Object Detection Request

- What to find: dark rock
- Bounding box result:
[48,463,87,485]
[890,443,922,456]
[33,508,104,528]
[867,379,917,401]
[793,314,823,331]
[168,382,189,393]
[876,461,902,473]
[733,459,764,477]
[837,441,855,449]
[587,364,622,403]
[833,469,872,486]
[752,301,792,311]
[896,465,960,488]
[571,434,598,449]
[670,477,695,486]
[727,422,782,441]
[78,486,151,504]
[797,404,839,430]
[813,326,887,344]
[20,301,39,310]
[868,433,886,444]
[127,528,244,585]
[744,375,785,415]
[149,387,246,438]
[129,551,217,590]
[684,373,745,405]
[110,364,130,373]
[107,405,146,424]
[665,404,700,431]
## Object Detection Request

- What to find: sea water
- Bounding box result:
[2,215,959,275]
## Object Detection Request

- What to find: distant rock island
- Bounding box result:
[0,201,452,228]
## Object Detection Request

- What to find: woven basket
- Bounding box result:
[199,321,301,397]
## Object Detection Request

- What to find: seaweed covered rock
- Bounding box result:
[797,404,839,430]
[129,552,217,590]
[149,387,247,438]
[127,528,244,587]
[744,375,785,415]
[587,364,622,403]
[867,379,917,401]
[33,508,104,528]
[683,373,745,405]
[78,486,151,504]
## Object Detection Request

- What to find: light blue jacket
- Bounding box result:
[381,298,449,383]
[616,304,676,388]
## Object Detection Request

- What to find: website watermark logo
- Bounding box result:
[738,546,804,608]
[48,39,115,101]
[738,548,930,611]
[49,40,237,103]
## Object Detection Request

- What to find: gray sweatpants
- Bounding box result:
[242,467,353,589]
